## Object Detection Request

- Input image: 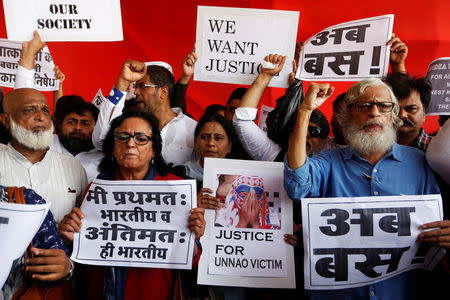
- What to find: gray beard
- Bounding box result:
[344,121,396,157]
[9,118,53,150]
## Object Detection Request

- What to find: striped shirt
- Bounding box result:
[0,143,87,222]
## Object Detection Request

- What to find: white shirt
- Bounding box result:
[161,108,196,166]
[426,120,450,184]
[232,107,280,161]
[50,134,103,182]
[0,143,88,222]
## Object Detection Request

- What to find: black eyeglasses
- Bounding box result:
[114,132,152,145]
[348,101,395,113]
[308,126,325,139]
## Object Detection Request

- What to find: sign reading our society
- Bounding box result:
[195,6,299,88]
[3,0,123,41]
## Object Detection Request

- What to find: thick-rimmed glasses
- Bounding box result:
[114,132,152,145]
[348,101,395,113]
[308,126,325,139]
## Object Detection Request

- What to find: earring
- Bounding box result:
[151,158,154,165]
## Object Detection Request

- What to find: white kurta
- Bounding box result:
[0,144,88,222]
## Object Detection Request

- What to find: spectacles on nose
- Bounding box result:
[308,126,325,139]
[134,82,160,90]
[348,101,395,113]
[114,132,153,145]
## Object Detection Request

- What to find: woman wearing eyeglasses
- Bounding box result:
[58,110,205,300]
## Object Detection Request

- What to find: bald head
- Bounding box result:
[4,88,48,114]
[4,88,52,134]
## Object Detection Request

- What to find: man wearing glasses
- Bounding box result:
[284,78,447,300]
[93,59,197,166]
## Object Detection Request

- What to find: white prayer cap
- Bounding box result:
[144,61,173,75]
[126,61,173,100]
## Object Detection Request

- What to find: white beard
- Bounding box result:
[10,118,53,150]
[344,120,396,157]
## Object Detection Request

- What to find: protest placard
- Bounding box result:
[3,0,123,41]
[91,88,105,109]
[425,57,450,115]
[0,39,58,91]
[0,201,50,288]
[296,15,394,81]
[198,158,295,289]
[71,179,197,270]
[258,105,274,133]
[301,194,445,290]
[194,6,299,88]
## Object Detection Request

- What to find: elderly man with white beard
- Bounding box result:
[284,78,449,300]
[0,88,87,223]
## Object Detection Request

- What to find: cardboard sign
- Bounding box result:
[296,15,394,81]
[3,0,123,41]
[195,6,299,88]
[425,57,450,115]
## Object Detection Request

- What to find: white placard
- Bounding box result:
[296,15,394,81]
[301,194,445,290]
[0,201,50,288]
[91,88,105,109]
[195,6,299,88]
[71,179,197,270]
[425,57,450,116]
[3,0,123,41]
[0,39,58,91]
[198,158,295,288]
[258,105,274,134]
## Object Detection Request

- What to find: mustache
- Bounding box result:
[362,120,384,128]
[401,119,414,127]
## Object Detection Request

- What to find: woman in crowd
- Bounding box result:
[59,110,205,300]
[173,113,235,210]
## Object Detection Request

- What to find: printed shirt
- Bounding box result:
[0,186,68,300]
[284,143,440,300]
[414,128,432,152]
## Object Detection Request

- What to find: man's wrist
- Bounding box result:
[63,259,74,280]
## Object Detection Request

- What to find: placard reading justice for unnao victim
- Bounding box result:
[71,179,197,270]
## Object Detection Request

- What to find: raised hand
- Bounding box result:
[301,82,334,111]
[115,60,147,91]
[180,47,198,84]
[197,187,222,210]
[387,33,408,73]
[260,54,287,77]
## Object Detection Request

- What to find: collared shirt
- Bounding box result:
[0,144,87,222]
[284,143,440,300]
[50,134,103,182]
[92,87,196,166]
[233,107,281,161]
[160,107,196,166]
[414,128,432,152]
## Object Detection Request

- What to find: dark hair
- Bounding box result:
[194,113,237,157]
[385,73,432,110]
[147,65,175,104]
[227,87,247,106]
[98,110,170,176]
[439,115,449,127]
[332,92,346,113]
[310,109,330,139]
[203,104,226,119]
[54,95,99,126]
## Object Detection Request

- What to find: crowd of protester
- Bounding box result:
[0,29,449,300]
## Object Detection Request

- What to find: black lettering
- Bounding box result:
[225,21,236,34]
[319,208,350,236]
[208,19,224,33]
